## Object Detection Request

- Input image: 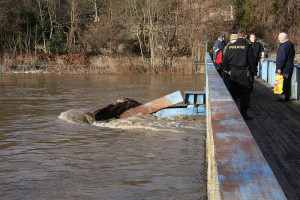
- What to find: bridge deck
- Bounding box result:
[245,78,300,200]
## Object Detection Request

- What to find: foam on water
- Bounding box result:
[59,108,205,133]
[13,70,45,74]
[58,108,96,125]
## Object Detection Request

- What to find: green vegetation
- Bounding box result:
[233,0,299,50]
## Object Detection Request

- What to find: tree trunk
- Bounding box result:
[83,98,141,123]
[147,0,157,71]
[37,0,47,53]
[46,0,55,40]
[68,0,77,49]
[94,0,98,22]
[133,1,145,65]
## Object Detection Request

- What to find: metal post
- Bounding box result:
[191,45,195,72]
[198,43,201,64]
[92,58,95,74]
[22,65,25,73]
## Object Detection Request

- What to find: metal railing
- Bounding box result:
[258,58,300,101]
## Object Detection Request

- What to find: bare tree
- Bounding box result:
[123,0,146,61]
[66,0,79,49]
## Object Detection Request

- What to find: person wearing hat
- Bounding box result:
[222,34,238,90]
[223,34,238,55]
[213,33,225,76]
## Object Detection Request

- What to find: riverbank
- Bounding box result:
[0,53,205,74]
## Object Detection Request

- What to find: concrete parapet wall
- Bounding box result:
[205,53,286,199]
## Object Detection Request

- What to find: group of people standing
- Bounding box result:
[212,28,295,120]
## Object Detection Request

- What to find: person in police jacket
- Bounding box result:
[222,28,257,120]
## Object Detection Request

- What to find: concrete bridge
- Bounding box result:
[205,53,300,199]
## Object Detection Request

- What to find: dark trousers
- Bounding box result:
[217,69,222,77]
[280,73,292,100]
[213,60,223,77]
[250,74,254,92]
[250,62,258,92]
[231,80,251,114]
[230,68,251,114]
[222,71,231,91]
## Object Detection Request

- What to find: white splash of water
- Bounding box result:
[13,70,45,74]
[59,108,205,133]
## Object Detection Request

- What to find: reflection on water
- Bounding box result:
[0,74,207,199]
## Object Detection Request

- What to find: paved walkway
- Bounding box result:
[245,78,300,200]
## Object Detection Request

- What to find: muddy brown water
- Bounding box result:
[0,74,207,200]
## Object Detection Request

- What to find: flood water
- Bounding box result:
[0,74,207,200]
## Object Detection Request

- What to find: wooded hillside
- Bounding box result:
[234,0,299,51]
[0,0,299,61]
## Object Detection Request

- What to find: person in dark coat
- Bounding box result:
[213,34,225,76]
[276,32,295,101]
[249,34,265,92]
[222,33,238,91]
[249,34,265,64]
[222,28,257,120]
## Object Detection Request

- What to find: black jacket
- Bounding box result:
[249,41,264,63]
[223,38,257,74]
[276,40,295,74]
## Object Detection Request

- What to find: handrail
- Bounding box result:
[205,52,286,199]
[258,59,300,100]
